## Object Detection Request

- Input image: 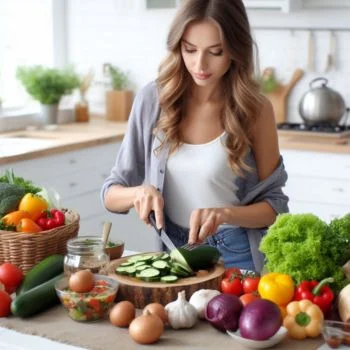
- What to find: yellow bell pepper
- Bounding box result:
[258,272,295,306]
[18,193,48,221]
[283,300,324,340]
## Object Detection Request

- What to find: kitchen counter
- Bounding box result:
[0,118,127,165]
[1,118,350,166]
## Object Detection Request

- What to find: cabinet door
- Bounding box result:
[243,0,302,12]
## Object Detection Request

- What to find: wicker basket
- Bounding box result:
[0,209,79,273]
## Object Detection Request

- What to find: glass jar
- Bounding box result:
[64,236,110,276]
[74,93,90,122]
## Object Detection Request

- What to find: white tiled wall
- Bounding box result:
[67,0,350,123]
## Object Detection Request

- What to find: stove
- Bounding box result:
[277,123,350,138]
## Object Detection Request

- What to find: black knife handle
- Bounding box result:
[148,211,160,233]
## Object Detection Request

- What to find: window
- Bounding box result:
[0,0,66,113]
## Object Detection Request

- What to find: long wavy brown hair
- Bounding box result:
[155,0,264,176]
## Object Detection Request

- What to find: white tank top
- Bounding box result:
[163,132,239,228]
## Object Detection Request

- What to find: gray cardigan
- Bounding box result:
[101,81,289,272]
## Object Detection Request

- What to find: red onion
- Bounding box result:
[205,294,243,332]
[239,299,282,340]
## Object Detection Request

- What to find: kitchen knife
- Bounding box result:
[149,211,176,252]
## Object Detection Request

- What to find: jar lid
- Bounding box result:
[67,236,105,255]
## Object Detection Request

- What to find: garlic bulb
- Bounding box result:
[165,290,198,329]
[189,289,221,319]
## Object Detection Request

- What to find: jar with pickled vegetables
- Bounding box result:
[64,236,110,276]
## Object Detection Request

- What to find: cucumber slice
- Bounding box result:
[152,260,170,270]
[135,265,149,272]
[170,266,192,277]
[137,255,154,262]
[115,266,129,275]
[160,275,178,283]
[138,268,160,280]
[124,266,136,276]
[160,253,170,261]
[120,261,134,267]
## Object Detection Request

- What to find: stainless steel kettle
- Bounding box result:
[299,77,346,125]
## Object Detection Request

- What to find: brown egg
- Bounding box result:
[143,303,168,325]
[109,301,135,327]
[69,269,94,293]
[129,311,164,344]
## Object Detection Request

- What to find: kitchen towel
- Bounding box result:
[0,305,324,350]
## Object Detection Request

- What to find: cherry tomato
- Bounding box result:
[239,292,260,306]
[242,275,260,294]
[221,275,243,296]
[0,290,12,317]
[224,267,242,279]
[0,263,24,294]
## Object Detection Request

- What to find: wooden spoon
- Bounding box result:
[101,221,112,248]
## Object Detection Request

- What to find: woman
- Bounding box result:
[101,0,288,272]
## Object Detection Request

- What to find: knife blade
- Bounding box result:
[149,211,176,252]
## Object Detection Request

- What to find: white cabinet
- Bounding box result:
[243,0,302,13]
[0,143,159,252]
[281,149,350,222]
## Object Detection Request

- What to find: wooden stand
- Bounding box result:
[106,90,133,122]
[108,253,225,308]
[264,68,304,124]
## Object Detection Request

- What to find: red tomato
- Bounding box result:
[221,275,243,296]
[224,267,242,279]
[242,275,260,294]
[239,292,260,306]
[0,263,24,294]
[0,290,12,317]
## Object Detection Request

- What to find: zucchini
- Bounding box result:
[11,274,63,318]
[170,245,221,271]
[17,255,64,295]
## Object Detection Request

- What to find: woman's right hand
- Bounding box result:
[133,185,164,229]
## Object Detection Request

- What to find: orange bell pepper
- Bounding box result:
[2,210,31,226]
[258,272,295,306]
[17,218,42,233]
[18,193,48,221]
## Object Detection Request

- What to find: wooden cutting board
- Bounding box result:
[108,253,225,308]
[263,68,304,124]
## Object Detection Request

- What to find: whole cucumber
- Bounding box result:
[17,255,64,295]
[11,274,63,318]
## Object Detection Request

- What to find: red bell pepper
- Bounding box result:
[293,277,334,314]
[36,209,65,230]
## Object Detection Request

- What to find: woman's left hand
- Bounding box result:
[188,208,224,244]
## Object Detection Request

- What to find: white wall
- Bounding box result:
[67,0,350,123]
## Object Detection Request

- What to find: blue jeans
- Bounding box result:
[164,217,255,271]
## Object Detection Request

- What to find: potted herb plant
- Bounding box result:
[104,63,133,122]
[16,65,80,125]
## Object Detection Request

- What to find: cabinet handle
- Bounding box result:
[69,182,77,188]
[332,187,344,193]
[69,159,77,164]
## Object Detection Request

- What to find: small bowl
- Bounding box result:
[322,320,350,348]
[55,274,119,322]
[227,326,288,349]
[105,240,124,260]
